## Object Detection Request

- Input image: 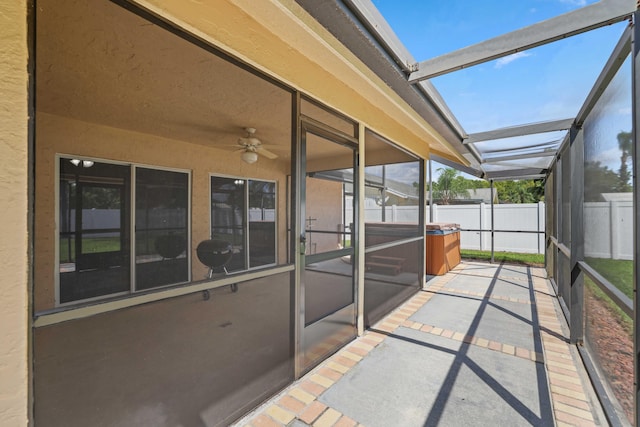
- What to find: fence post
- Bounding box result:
[490,180,495,263]
[429,159,434,222]
[610,200,620,260]
[433,203,438,222]
[538,202,544,255]
[479,202,485,251]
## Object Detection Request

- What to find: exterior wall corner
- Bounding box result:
[0,0,31,425]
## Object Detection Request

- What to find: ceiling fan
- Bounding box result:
[236,127,278,163]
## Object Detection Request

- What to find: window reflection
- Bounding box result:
[59,159,130,302]
[135,168,189,290]
[58,158,191,303]
[362,163,421,225]
[210,176,277,272]
[248,180,276,268]
[583,57,632,286]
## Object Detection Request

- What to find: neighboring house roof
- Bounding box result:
[468,188,498,204]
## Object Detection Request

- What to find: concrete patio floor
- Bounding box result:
[234,261,606,427]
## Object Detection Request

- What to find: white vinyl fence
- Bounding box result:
[350,201,546,254]
[351,200,632,259]
[433,203,545,254]
[78,201,632,259]
[583,201,633,260]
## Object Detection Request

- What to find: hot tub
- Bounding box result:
[426,222,460,275]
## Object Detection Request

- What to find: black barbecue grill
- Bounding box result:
[196,239,234,279]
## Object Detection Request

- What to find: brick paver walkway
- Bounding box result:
[234,262,603,427]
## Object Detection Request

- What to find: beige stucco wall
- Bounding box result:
[306,178,343,254]
[34,113,290,312]
[0,0,30,425]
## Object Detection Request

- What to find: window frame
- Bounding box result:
[208,173,278,273]
[55,153,192,307]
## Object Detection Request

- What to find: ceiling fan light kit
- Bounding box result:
[237,127,278,163]
[241,150,259,164]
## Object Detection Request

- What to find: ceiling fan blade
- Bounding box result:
[256,146,278,159]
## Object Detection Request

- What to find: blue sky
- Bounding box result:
[371,0,628,132]
[371,0,631,179]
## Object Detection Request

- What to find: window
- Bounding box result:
[58,157,190,304]
[210,176,276,272]
[135,167,189,290]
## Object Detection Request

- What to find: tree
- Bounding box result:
[467,179,490,189]
[432,168,470,204]
[494,180,543,204]
[616,130,632,193]
[584,161,620,202]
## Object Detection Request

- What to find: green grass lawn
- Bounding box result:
[584,257,633,300]
[460,249,544,267]
[59,237,121,262]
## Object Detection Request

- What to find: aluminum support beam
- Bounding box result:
[555,160,562,297]
[569,126,584,344]
[340,0,469,141]
[464,143,484,166]
[490,174,547,181]
[482,149,557,164]
[356,123,366,336]
[292,92,303,379]
[409,0,636,82]
[483,168,547,180]
[341,0,416,71]
[419,159,427,288]
[430,154,483,178]
[417,81,468,138]
[464,119,574,144]
[428,159,433,222]
[632,10,640,427]
[339,0,468,140]
[381,165,386,222]
[482,139,563,154]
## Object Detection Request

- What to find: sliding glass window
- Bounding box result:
[135,167,189,290]
[210,176,276,273]
[58,157,190,304]
[59,159,131,303]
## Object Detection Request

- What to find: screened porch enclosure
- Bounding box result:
[27,0,640,426]
[546,36,635,424]
[308,0,638,423]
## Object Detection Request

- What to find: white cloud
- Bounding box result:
[494,52,532,69]
[595,146,622,171]
[384,163,420,183]
[558,0,587,6]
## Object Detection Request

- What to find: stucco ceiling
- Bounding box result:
[37,0,424,168]
[36,0,293,161]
